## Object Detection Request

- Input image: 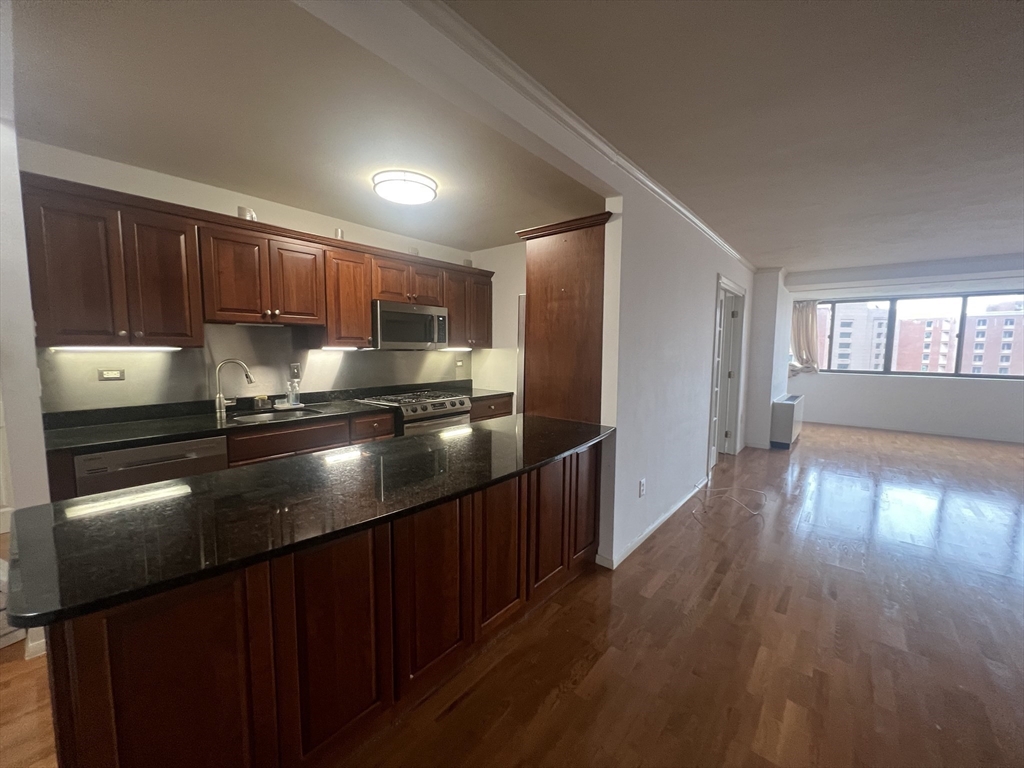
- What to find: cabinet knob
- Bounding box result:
[117,330,128,337]
[373,422,379,428]
[134,331,144,338]
[412,294,418,299]
[273,309,281,317]
[406,294,412,299]
[489,405,495,410]
[262,310,271,318]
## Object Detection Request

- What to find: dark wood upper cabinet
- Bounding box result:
[23,190,130,347]
[269,240,325,325]
[473,477,527,641]
[200,225,271,323]
[468,275,493,349]
[272,527,393,766]
[442,270,470,348]
[371,255,412,303]
[393,498,474,703]
[521,213,609,423]
[410,264,444,306]
[570,444,600,568]
[122,208,204,347]
[527,456,571,603]
[325,248,373,347]
[47,565,277,768]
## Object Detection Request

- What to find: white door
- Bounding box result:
[708,289,726,474]
[718,293,743,454]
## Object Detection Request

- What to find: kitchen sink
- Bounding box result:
[232,409,322,424]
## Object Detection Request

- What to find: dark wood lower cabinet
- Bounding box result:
[570,443,601,568]
[392,499,474,703]
[45,449,600,767]
[272,527,393,766]
[47,565,277,768]
[527,457,573,603]
[473,477,527,641]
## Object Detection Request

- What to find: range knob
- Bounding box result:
[458,400,465,406]
[449,400,457,407]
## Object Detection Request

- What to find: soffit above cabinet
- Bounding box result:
[10,0,604,252]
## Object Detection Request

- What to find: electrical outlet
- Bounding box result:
[97,369,125,381]
[455,359,464,367]
[639,478,646,498]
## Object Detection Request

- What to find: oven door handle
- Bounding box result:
[403,412,471,435]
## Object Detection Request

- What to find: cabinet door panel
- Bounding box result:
[411,264,443,306]
[528,457,570,603]
[571,445,600,567]
[270,240,325,325]
[469,276,492,348]
[23,191,129,347]
[122,208,203,347]
[393,499,473,701]
[48,566,276,768]
[273,528,393,766]
[442,270,470,348]
[325,249,373,347]
[371,256,411,303]
[201,226,271,323]
[474,478,526,640]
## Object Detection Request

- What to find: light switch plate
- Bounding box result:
[98,369,125,381]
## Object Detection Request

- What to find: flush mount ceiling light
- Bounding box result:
[372,170,437,205]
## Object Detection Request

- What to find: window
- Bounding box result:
[961,295,1024,376]
[892,297,961,374]
[815,293,1023,377]
[824,301,890,371]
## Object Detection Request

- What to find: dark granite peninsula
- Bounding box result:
[8,415,611,768]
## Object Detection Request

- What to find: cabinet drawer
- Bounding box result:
[227,417,350,465]
[351,412,395,441]
[470,394,513,422]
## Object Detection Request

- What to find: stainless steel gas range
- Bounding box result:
[356,390,471,436]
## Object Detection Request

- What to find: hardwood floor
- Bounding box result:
[1,424,1021,767]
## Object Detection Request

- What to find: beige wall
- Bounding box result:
[17,139,473,265]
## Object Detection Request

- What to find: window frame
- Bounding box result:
[817,290,1023,380]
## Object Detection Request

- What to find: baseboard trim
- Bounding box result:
[604,478,709,570]
[24,628,46,659]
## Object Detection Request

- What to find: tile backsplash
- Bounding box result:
[37,324,472,412]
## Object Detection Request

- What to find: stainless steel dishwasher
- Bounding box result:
[74,437,228,496]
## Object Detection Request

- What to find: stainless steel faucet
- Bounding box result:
[215,359,255,417]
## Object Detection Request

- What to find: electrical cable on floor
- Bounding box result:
[689,471,767,538]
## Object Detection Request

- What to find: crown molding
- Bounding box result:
[516,211,613,241]
[406,1,756,272]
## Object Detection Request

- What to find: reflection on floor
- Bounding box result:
[1,424,1021,767]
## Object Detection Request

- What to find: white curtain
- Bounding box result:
[790,300,819,376]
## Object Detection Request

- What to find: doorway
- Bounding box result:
[707,276,745,476]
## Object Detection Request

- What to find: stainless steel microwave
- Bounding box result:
[372,300,449,351]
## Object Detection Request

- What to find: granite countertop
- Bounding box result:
[8,414,613,628]
[43,390,514,454]
[43,400,393,453]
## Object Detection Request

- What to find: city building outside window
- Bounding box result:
[813,293,1022,377]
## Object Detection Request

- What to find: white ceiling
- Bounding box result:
[449,0,1024,271]
[10,0,602,253]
